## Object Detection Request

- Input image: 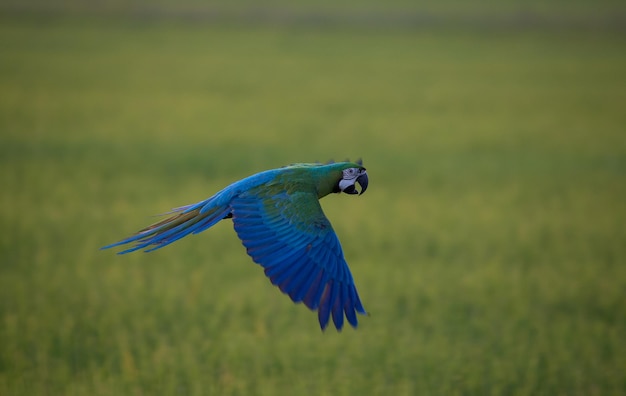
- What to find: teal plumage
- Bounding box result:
[103,161,369,330]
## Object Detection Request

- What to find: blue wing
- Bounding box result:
[231,188,367,330]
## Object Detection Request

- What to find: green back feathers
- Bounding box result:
[278,161,364,199]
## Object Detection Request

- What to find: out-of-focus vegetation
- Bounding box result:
[1,3,625,395]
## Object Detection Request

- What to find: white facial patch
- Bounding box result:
[339,178,355,191]
[339,168,359,191]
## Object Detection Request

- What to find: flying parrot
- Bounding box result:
[103,160,369,331]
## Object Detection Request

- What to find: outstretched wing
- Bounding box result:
[230,185,366,330]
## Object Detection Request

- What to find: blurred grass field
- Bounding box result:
[1,5,626,396]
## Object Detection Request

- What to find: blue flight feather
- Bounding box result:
[331,281,344,329]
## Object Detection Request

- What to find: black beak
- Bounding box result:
[357,170,368,195]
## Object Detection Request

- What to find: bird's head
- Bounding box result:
[336,165,368,195]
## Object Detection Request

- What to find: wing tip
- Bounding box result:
[314,280,368,332]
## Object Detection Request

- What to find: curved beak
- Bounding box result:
[357,170,368,195]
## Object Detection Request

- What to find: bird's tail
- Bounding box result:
[102,199,231,254]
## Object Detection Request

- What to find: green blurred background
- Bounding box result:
[1,1,625,395]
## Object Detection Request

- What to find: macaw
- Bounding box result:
[103,160,369,331]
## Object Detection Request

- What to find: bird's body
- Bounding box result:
[103,161,369,330]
